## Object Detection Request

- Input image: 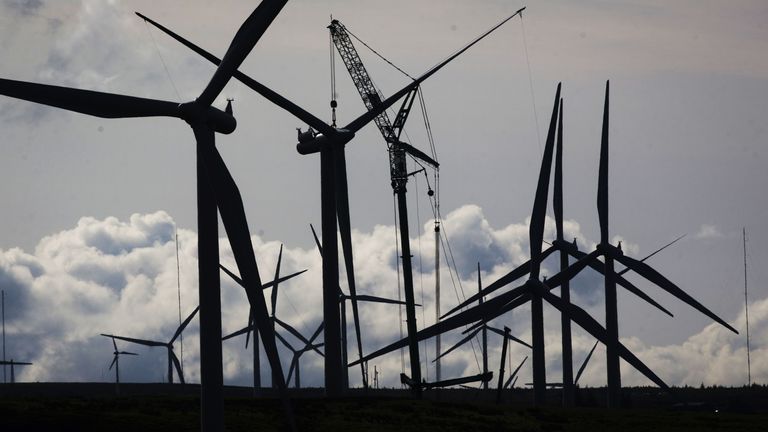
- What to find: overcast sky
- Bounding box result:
[0,0,766,388]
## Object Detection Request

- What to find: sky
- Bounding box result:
[0,0,767,389]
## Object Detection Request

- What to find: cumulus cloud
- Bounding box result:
[0,206,763,389]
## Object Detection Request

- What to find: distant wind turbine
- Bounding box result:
[105,336,138,385]
[221,243,307,391]
[101,306,199,384]
[0,360,32,384]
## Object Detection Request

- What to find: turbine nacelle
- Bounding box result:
[179,101,237,134]
[295,128,354,155]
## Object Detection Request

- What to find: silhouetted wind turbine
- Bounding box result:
[105,336,138,386]
[544,81,738,407]
[221,244,306,391]
[138,10,524,395]
[102,306,199,384]
[504,356,527,389]
[309,223,412,388]
[0,2,292,429]
[352,84,674,405]
[432,263,530,386]
[275,322,325,388]
[574,341,599,387]
[0,360,32,383]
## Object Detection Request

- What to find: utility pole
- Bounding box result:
[2,289,5,384]
[743,227,751,387]
[435,223,441,383]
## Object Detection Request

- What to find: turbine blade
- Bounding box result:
[597,81,610,244]
[0,78,179,119]
[553,97,564,240]
[196,0,287,107]
[309,224,323,255]
[334,148,365,384]
[485,325,531,349]
[196,135,288,393]
[355,294,410,305]
[433,327,482,363]
[170,351,185,384]
[219,263,245,287]
[574,341,599,385]
[617,234,686,276]
[613,272,673,317]
[245,309,254,349]
[103,334,165,348]
[425,372,493,389]
[111,336,117,352]
[108,356,117,371]
[543,249,601,290]
[574,252,674,317]
[222,323,255,342]
[271,244,284,316]
[120,352,139,356]
[612,251,738,333]
[444,245,556,318]
[504,356,528,389]
[350,282,531,366]
[343,7,525,134]
[529,83,562,276]
[171,305,200,344]
[274,328,295,351]
[261,269,308,290]
[308,322,324,344]
[535,282,670,390]
[274,317,324,357]
[136,11,335,137]
[286,356,297,385]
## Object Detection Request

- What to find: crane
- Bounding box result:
[329,19,440,395]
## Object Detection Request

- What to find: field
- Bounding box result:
[1,384,766,431]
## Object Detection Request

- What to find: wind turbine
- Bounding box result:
[443,95,681,405]
[352,84,675,406]
[0,2,292,428]
[275,322,325,388]
[542,81,738,407]
[431,263,530,389]
[138,10,525,396]
[309,223,412,389]
[105,336,138,385]
[102,306,199,384]
[221,244,307,391]
[0,360,32,383]
[504,356,527,389]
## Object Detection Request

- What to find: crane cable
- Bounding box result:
[142,20,182,102]
[519,11,542,155]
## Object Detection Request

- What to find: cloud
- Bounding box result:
[0,206,763,389]
[695,224,724,240]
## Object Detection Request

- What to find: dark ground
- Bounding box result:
[1,383,766,431]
